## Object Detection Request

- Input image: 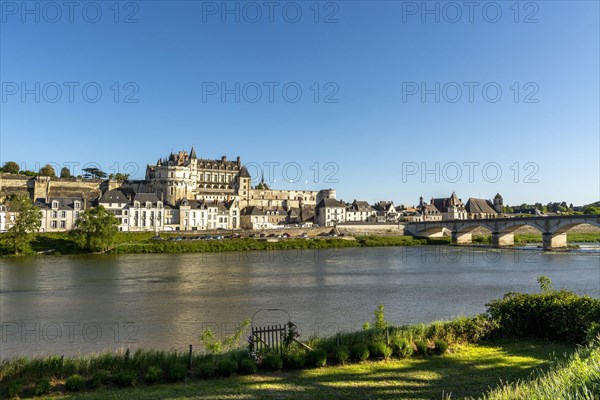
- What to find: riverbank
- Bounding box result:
[31,340,578,400]
[1,232,599,257]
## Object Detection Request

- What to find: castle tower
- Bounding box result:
[493,193,503,213]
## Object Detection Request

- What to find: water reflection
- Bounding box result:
[1,246,598,359]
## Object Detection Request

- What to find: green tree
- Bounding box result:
[39,164,56,177]
[22,170,38,177]
[71,206,119,252]
[199,319,250,355]
[583,205,600,215]
[1,161,20,174]
[82,168,107,179]
[60,167,72,178]
[109,173,129,182]
[5,193,42,254]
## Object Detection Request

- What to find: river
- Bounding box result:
[1,245,598,360]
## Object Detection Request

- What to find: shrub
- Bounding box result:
[442,315,498,343]
[35,377,51,395]
[486,287,600,342]
[284,352,306,369]
[197,362,215,378]
[166,363,187,382]
[239,358,257,374]
[351,343,370,361]
[586,322,600,344]
[306,349,327,367]
[433,339,448,355]
[216,359,238,377]
[114,370,136,387]
[65,374,86,391]
[369,341,391,359]
[145,365,163,383]
[261,353,283,371]
[88,369,111,388]
[7,382,23,398]
[390,337,413,358]
[330,345,350,365]
[414,340,429,356]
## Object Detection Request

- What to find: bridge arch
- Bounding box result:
[553,221,600,235]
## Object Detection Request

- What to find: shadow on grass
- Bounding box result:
[55,339,575,400]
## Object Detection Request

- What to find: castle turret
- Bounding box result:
[493,193,503,213]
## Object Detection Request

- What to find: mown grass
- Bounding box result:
[31,339,575,400]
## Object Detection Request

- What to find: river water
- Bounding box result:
[1,245,598,360]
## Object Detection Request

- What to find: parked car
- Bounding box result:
[150,236,164,241]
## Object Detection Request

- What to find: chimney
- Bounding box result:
[222,155,226,162]
[236,156,240,166]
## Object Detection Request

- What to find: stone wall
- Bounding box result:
[336,223,407,236]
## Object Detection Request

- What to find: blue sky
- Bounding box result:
[1,1,598,206]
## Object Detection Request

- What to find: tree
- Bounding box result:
[109,173,129,182]
[22,170,38,177]
[82,167,107,179]
[60,167,72,178]
[1,161,20,174]
[5,193,42,254]
[583,205,600,215]
[71,206,119,252]
[39,164,56,177]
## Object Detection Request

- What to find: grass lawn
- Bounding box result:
[39,339,575,400]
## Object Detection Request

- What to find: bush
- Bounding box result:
[442,315,498,343]
[65,374,86,392]
[330,345,350,365]
[351,343,370,361]
[144,365,163,383]
[284,352,306,369]
[433,339,448,355]
[35,377,51,395]
[7,382,23,398]
[166,363,187,382]
[114,370,135,387]
[239,358,257,374]
[369,341,391,359]
[586,322,600,344]
[414,340,429,356]
[216,359,238,377]
[261,353,283,371]
[487,288,600,343]
[197,362,215,378]
[88,369,111,388]
[306,349,327,367]
[390,337,413,358]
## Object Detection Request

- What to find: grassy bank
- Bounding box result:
[0,232,431,257]
[31,340,577,400]
[471,232,600,245]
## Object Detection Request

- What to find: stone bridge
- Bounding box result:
[405,215,600,249]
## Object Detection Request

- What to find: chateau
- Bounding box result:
[0,147,508,232]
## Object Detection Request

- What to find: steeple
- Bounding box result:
[190,145,197,159]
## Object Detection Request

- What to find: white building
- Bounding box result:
[98,190,130,231]
[315,198,347,226]
[129,193,164,232]
[36,197,85,232]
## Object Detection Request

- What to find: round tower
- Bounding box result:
[493,193,503,213]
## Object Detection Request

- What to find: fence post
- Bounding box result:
[188,344,193,369]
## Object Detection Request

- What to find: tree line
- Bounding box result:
[0,161,129,181]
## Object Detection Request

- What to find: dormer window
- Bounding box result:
[157,201,163,208]
[134,201,140,208]
[52,201,59,209]
[74,201,81,209]
[146,201,152,209]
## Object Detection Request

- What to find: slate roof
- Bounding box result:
[133,193,161,205]
[239,166,251,178]
[465,198,497,215]
[99,190,128,204]
[316,199,346,208]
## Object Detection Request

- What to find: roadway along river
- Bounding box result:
[1,246,599,360]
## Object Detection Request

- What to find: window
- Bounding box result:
[52,201,59,209]
[51,221,57,228]
[60,221,66,228]
[75,211,80,219]
[123,218,128,224]
[60,211,66,218]
[52,211,58,218]
[74,201,81,209]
